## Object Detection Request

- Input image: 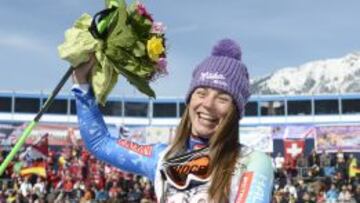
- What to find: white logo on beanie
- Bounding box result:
[200,72,225,80]
[199,72,227,86]
[213,79,228,86]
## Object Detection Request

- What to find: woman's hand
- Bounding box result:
[72,54,96,84]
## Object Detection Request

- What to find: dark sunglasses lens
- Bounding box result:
[167,167,187,186]
[166,156,210,187]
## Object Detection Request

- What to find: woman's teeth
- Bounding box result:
[198,113,217,122]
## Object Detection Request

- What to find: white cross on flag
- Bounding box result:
[283,139,305,168]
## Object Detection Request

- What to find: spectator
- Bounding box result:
[354,185,360,203]
[72,180,84,201]
[296,179,307,201]
[19,176,32,198]
[62,174,74,200]
[337,185,353,203]
[107,184,121,203]
[95,187,108,202]
[335,157,348,181]
[336,149,344,162]
[275,152,285,172]
[308,149,319,168]
[80,188,93,203]
[33,177,46,197]
[319,150,331,176]
[45,189,59,203]
[296,153,308,178]
[299,191,314,203]
[316,190,326,203]
[0,190,5,203]
[5,190,16,203]
[325,183,338,203]
[127,186,142,203]
[348,154,358,180]
[284,180,298,200]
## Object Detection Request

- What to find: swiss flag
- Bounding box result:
[283,139,305,169]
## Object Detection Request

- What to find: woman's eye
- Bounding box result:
[195,89,207,98]
[197,91,206,97]
[218,96,231,103]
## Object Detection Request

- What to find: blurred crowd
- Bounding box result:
[0,146,359,203]
[272,149,360,203]
[0,146,156,203]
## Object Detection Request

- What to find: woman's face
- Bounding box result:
[189,87,233,138]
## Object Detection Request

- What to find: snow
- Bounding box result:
[251,52,360,95]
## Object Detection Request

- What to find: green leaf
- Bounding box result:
[58,14,98,67]
[91,52,119,105]
[123,62,154,79]
[127,1,137,13]
[104,46,129,67]
[74,14,93,29]
[107,26,135,48]
[132,41,145,57]
[128,15,151,39]
[118,67,156,98]
[105,0,122,8]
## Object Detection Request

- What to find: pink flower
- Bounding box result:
[151,22,166,34]
[136,2,153,22]
[156,58,168,74]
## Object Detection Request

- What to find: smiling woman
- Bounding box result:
[160,39,273,202]
[72,38,274,202]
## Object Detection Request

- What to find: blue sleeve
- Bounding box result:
[73,88,167,182]
[236,151,274,203]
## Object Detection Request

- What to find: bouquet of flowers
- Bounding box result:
[58,0,167,105]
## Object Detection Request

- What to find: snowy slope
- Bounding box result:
[251,52,360,95]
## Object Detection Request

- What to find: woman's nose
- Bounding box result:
[201,95,215,109]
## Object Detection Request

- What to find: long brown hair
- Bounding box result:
[164,104,240,203]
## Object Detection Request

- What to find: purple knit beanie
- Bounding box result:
[186,39,251,118]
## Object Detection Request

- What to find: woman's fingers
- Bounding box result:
[72,54,96,84]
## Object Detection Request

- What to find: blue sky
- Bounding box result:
[0,0,359,98]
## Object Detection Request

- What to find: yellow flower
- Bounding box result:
[147,36,164,61]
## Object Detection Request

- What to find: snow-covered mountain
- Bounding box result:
[251,52,360,95]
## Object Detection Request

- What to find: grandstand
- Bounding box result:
[1,90,359,156]
[1,91,360,125]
